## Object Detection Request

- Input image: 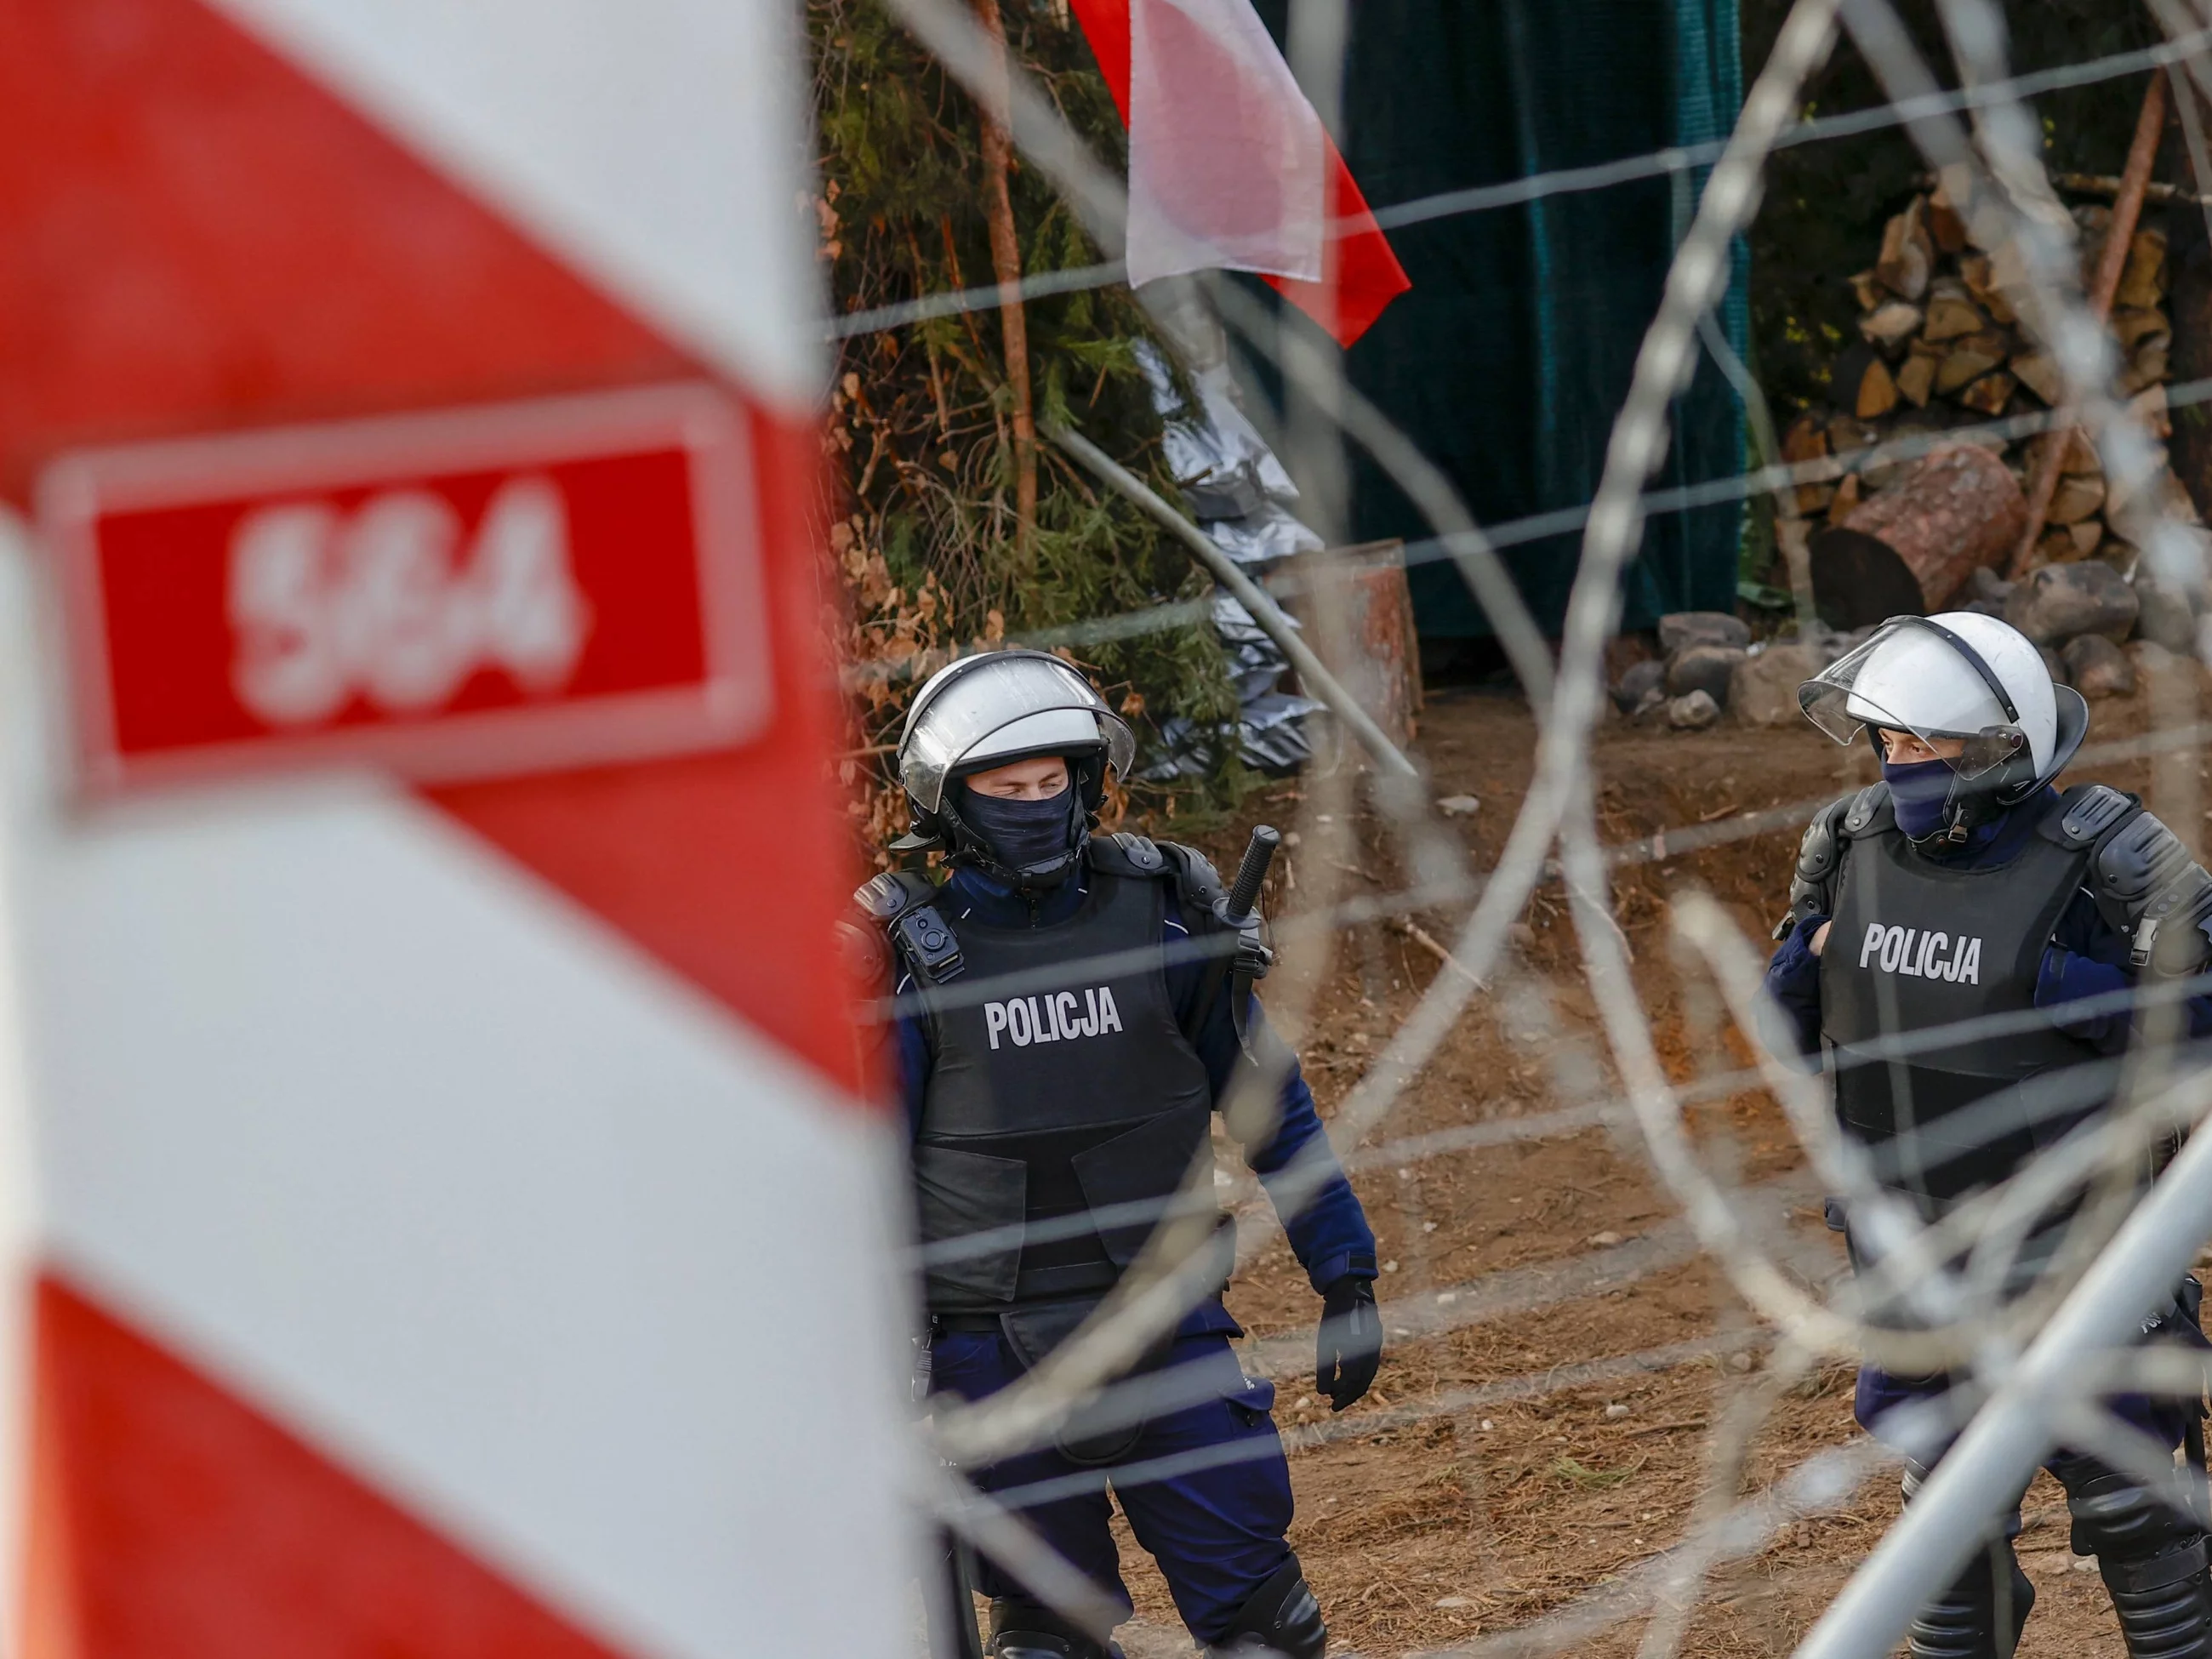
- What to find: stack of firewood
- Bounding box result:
[1778,185,2188,576]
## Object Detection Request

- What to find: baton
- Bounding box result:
[1226,825,1281,924]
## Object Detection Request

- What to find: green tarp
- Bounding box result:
[1250,0,1749,639]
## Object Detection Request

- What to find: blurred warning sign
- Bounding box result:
[38,383,771,795]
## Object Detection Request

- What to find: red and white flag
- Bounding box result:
[1071,0,1411,346]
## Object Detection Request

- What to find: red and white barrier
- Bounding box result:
[0,0,912,1652]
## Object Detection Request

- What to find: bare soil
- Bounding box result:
[1087,680,2207,1657]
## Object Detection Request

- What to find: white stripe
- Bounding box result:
[202,0,823,407]
[0,529,914,1656]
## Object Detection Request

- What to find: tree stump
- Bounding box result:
[1809,443,2028,629]
[1279,540,1423,746]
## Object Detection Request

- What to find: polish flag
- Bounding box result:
[1070,0,1411,347]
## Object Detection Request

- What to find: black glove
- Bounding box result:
[1315,1274,1382,1411]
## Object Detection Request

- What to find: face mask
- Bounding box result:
[961,781,1080,880]
[1881,755,1957,841]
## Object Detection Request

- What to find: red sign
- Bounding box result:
[37,383,772,795]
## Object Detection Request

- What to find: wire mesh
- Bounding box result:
[834,0,2212,1650]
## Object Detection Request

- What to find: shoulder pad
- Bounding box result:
[1840,782,1894,839]
[2092,809,2201,912]
[1156,840,1228,912]
[1088,830,1167,878]
[2047,783,2139,849]
[852,869,938,924]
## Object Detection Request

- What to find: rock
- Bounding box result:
[1960,566,2013,606]
[1668,689,1720,730]
[2129,639,2187,683]
[1435,794,1480,818]
[1656,611,1751,654]
[1611,658,1667,714]
[2040,644,2070,687]
[2003,560,2139,646]
[1957,565,2012,618]
[2062,633,2136,699]
[1730,642,1824,727]
[1666,644,1747,705]
[2134,567,2199,653]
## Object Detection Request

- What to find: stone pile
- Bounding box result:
[1612,565,2206,733]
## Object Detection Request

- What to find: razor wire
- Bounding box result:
[826,23,2212,344]
[834,0,2212,1650]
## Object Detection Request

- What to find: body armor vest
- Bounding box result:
[907,852,1216,1313]
[1821,790,2109,1219]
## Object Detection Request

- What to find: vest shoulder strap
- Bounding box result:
[851,869,965,984]
[2041,782,2140,850]
[1839,781,1894,840]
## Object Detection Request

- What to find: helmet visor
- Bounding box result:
[1797,623,2027,781]
[901,653,1136,812]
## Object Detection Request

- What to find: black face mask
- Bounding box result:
[960,782,1081,884]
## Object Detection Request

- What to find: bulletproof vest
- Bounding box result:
[1821,790,2108,1220]
[907,850,1216,1313]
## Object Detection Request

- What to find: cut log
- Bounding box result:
[1859,302,1924,353]
[2032,527,2079,568]
[2069,520,2104,558]
[1849,269,1885,312]
[1829,473,1863,520]
[1960,251,2021,325]
[1936,334,2009,395]
[1877,197,1936,300]
[2120,342,2169,397]
[1856,356,1899,419]
[2010,351,2063,406]
[2132,384,2172,441]
[2046,473,2107,525]
[2112,307,2172,355]
[1957,371,2015,415]
[1922,291,1987,342]
[2116,228,2169,310]
[1808,442,2029,628]
[1927,181,1969,254]
[2059,429,2103,475]
[1896,345,1941,408]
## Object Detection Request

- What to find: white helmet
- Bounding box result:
[892,649,1135,855]
[1799,611,2086,799]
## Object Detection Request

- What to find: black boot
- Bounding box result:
[2098,1540,2212,1659]
[1900,1462,2034,1659]
[1207,1557,1327,1659]
[985,1597,1124,1659]
[1903,1542,2035,1659]
[2059,1458,2212,1659]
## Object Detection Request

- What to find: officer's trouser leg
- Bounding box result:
[2052,1452,2212,1659]
[1105,1337,1316,1655]
[1900,1460,2035,1659]
[927,1326,1133,1656]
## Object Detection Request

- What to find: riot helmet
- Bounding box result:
[892,648,1136,886]
[1798,611,2086,843]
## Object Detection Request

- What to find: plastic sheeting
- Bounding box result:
[1137,342,1323,779]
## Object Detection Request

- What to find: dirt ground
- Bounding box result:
[1081,676,2212,1657]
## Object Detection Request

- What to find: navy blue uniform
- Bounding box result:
[895,863,1375,1643]
[1763,785,2212,1454]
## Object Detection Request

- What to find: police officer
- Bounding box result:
[1764,612,2212,1659]
[859,649,1382,1659]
